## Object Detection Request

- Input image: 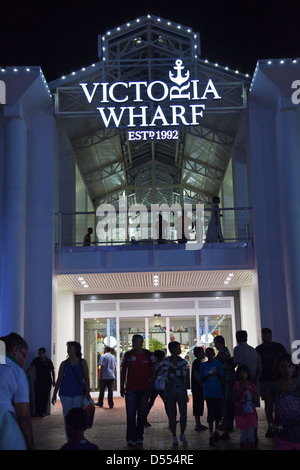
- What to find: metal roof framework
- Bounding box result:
[50,15,251,210]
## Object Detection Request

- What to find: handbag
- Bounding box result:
[82,396,96,429]
[155,375,168,391]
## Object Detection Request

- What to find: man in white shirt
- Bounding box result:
[233,330,261,384]
[0,332,35,450]
[96,346,116,409]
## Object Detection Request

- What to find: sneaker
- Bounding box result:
[180,434,188,445]
[135,439,143,445]
[172,436,179,446]
[127,440,135,447]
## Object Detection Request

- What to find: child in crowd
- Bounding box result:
[266,353,300,450]
[234,365,258,449]
[199,347,225,446]
[60,408,99,450]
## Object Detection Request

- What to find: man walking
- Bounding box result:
[26,347,55,417]
[96,346,116,409]
[121,335,155,446]
[255,328,286,436]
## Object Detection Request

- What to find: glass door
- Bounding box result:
[119,317,146,361]
[82,311,234,395]
[149,315,167,353]
[198,314,233,353]
[84,317,117,392]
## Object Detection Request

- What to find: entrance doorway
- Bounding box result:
[81,297,235,395]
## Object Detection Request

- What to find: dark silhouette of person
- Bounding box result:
[26,347,55,417]
[83,227,93,246]
[205,196,224,243]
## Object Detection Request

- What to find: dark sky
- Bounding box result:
[1,0,300,82]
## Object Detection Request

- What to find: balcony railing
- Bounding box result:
[55,207,252,251]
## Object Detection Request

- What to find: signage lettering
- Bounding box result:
[79,59,222,139]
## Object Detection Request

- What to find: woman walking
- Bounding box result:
[52,341,90,438]
[161,341,189,446]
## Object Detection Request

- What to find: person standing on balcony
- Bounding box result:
[205,196,224,243]
[83,227,93,246]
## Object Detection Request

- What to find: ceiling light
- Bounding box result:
[134,37,143,47]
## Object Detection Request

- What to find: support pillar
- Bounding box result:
[276,105,300,344]
[0,105,27,335]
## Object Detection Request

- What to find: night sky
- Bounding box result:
[1,0,300,82]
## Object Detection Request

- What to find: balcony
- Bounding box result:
[54,207,254,274]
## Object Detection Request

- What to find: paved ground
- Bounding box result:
[32,395,276,452]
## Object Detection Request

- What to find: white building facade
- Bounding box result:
[1,16,299,396]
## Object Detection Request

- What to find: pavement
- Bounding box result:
[31,395,276,452]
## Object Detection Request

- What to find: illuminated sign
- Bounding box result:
[79,59,221,139]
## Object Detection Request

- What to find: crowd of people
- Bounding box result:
[1,328,300,451]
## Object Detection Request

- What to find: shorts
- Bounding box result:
[205,397,223,423]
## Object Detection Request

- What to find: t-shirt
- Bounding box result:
[199,360,225,399]
[216,346,231,363]
[31,356,54,386]
[99,352,116,380]
[121,349,154,391]
[161,356,188,399]
[269,383,300,443]
[234,343,261,380]
[0,356,29,415]
[255,342,287,382]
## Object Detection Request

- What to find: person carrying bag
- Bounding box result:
[52,341,92,436]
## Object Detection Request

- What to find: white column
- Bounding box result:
[0,105,27,335]
[145,317,149,350]
[249,100,290,349]
[276,105,300,345]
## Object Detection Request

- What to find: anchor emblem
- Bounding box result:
[169,59,190,86]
